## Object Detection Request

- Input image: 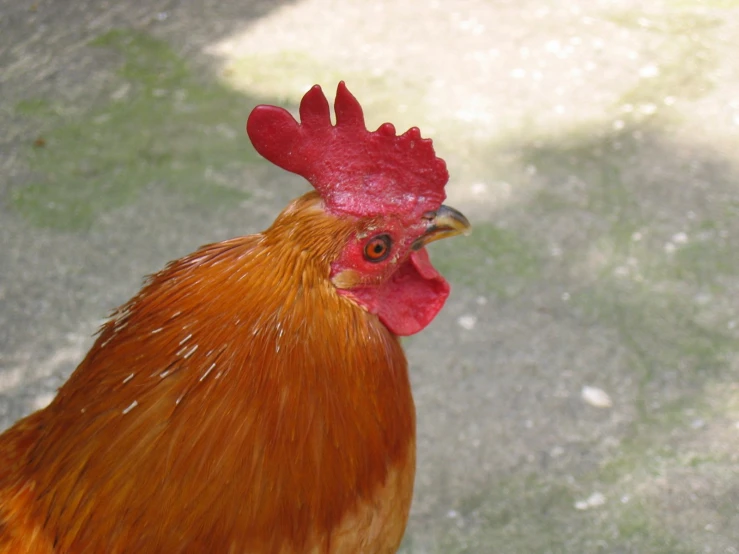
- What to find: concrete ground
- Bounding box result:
[2,0,739,552]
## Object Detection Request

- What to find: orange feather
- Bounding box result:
[0,192,416,553]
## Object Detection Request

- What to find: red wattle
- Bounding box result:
[373,248,450,336]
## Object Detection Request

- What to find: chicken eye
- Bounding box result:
[363,234,392,263]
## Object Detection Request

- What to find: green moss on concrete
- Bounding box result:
[573,278,736,416]
[90,30,189,90]
[15,98,59,117]
[526,126,646,229]
[405,472,693,553]
[12,29,260,230]
[429,223,542,297]
[667,232,739,285]
[607,10,719,107]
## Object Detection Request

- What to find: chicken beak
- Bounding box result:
[412,205,472,250]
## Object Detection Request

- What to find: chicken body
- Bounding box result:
[0,193,416,553]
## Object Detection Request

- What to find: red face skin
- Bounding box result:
[330,216,450,337]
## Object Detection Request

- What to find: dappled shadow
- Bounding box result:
[0,0,300,198]
[1,0,739,551]
[417,105,739,549]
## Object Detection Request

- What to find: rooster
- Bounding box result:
[0,82,470,553]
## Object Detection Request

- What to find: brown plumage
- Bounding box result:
[0,84,469,553]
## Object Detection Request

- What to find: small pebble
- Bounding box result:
[575,492,606,510]
[581,386,613,408]
[457,315,477,330]
[550,446,565,458]
[671,232,688,244]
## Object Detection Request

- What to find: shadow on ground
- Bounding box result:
[1,1,738,552]
[417,112,739,552]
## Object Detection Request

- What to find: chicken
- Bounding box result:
[0,82,470,553]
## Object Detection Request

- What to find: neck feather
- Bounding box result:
[26,193,416,552]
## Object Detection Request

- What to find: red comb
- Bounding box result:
[246,82,448,218]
